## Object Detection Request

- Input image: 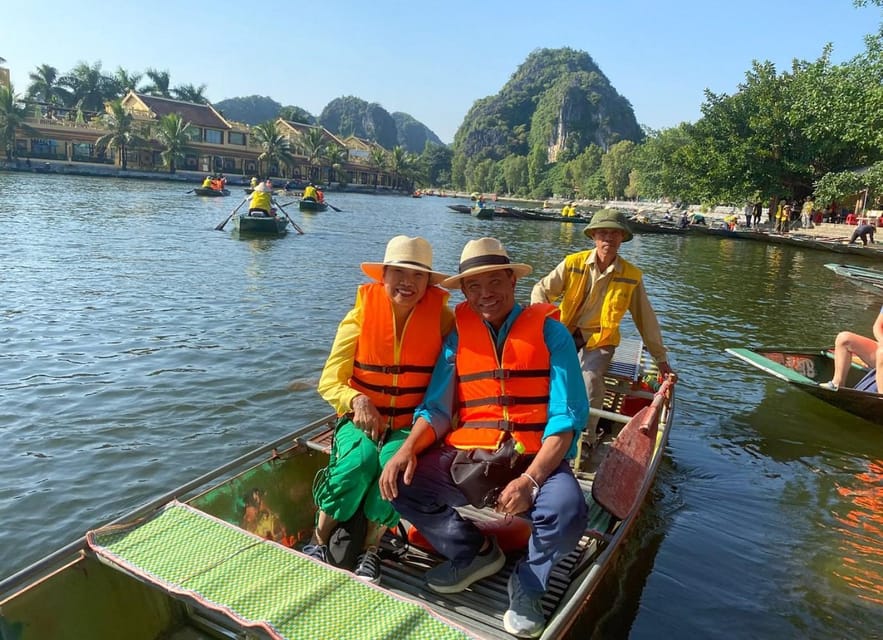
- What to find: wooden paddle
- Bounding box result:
[324,201,342,212]
[185,188,194,194]
[591,375,675,520]
[214,197,249,231]
[273,199,305,235]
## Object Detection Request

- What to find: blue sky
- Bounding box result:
[4,0,880,143]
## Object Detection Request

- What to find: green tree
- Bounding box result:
[26,64,70,105]
[389,146,413,191]
[301,127,327,182]
[173,83,208,105]
[601,141,636,199]
[419,142,453,187]
[369,147,387,189]
[499,155,529,195]
[251,121,295,178]
[0,84,37,160]
[279,105,315,124]
[142,68,172,98]
[322,145,347,184]
[95,99,144,169]
[110,67,142,98]
[153,112,192,173]
[60,61,112,112]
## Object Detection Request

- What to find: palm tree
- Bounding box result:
[369,147,387,189]
[301,127,327,182]
[111,67,142,98]
[26,64,70,106]
[251,121,295,178]
[172,83,208,105]
[389,146,412,191]
[142,68,172,98]
[60,61,112,112]
[322,145,347,184]
[95,100,144,169]
[153,113,192,173]
[0,84,37,160]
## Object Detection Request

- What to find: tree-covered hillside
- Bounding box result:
[392,112,443,153]
[451,47,642,194]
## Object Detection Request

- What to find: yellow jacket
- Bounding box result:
[250,191,271,211]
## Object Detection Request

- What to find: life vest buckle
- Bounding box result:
[496,420,515,431]
[491,369,510,380]
[497,396,516,406]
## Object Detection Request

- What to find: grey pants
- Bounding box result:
[578,346,615,444]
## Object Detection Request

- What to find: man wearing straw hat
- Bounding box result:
[380,238,588,638]
[531,209,673,447]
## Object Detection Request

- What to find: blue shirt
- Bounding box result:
[414,303,589,459]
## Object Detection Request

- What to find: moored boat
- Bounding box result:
[824,263,883,293]
[471,205,494,219]
[0,341,675,640]
[448,204,472,214]
[194,187,230,197]
[726,346,881,426]
[234,213,289,236]
[299,199,328,212]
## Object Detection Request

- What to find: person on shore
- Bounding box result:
[801,198,815,229]
[744,203,753,228]
[753,201,763,228]
[379,237,588,638]
[775,201,787,233]
[819,304,883,394]
[303,182,318,201]
[248,182,274,216]
[307,236,452,585]
[530,209,674,447]
[848,223,875,246]
[679,211,690,228]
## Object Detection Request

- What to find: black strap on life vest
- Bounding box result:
[457,368,548,383]
[350,376,428,397]
[459,419,546,432]
[460,394,550,408]
[353,360,435,375]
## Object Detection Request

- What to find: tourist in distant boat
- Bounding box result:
[848,223,875,246]
[247,182,274,216]
[820,304,883,394]
[379,238,588,639]
[316,187,325,204]
[249,176,258,189]
[201,175,212,189]
[302,182,318,201]
[530,209,674,448]
[307,236,452,585]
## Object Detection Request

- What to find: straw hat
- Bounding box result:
[441,237,532,289]
[254,182,272,193]
[583,208,633,242]
[361,235,448,285]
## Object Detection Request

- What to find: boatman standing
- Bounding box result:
[530,209,674,447]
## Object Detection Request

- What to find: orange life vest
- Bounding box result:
[349,283,447,430]
[446,303,552,453]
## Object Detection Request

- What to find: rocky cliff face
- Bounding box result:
[454,48,642,164]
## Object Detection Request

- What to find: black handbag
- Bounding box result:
[450,437,530,508]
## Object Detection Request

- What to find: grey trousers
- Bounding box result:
[578,346,615,443]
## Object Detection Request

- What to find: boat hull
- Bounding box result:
[194,188,230,197]
[0,341,676,639]
[234,214,288,235]
[727,347,882,426]
[298,199,328,212]
[824,263,883,293]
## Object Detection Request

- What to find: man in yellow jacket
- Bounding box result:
[530,209,674,446]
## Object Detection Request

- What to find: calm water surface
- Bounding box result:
[1,173,881,638]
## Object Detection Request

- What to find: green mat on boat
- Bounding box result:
[87,502,473,640]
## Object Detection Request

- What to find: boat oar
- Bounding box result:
[185,188,194,194]
[273,199,304,235]
[324,201,342,212]
[215,197,249,231]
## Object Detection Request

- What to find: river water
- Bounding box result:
[1,173,881,638]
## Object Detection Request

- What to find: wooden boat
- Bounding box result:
[628,219,686,235]
[507,208,592,223]
[234,213,289,236]
[299,199,328,212]
[824,263,883,293]
[194,187,230,197]
[0,341,675,640]
[727,346,881,426]
[447,204,472,214]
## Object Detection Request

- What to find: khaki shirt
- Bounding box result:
[530,251,668,364]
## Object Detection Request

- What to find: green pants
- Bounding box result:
[313,419,409,527]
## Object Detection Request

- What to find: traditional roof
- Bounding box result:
[122,91,231,130]
[277,119,346,149]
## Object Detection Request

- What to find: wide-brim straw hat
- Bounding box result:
[254,182,272,193]
[441,237,532,289]
[361,235,448,285]
[583,208,634,242]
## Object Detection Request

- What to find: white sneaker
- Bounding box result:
[818,380,838,391]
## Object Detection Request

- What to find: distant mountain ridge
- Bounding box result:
[213,94,441,153]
